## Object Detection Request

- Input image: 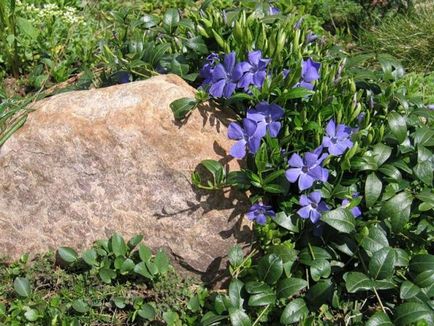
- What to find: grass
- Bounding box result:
[357,1,434,73]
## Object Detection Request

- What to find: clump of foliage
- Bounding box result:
[0,234,208,325]
[357,1,434,73]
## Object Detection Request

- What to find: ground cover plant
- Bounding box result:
[0,0,433,325]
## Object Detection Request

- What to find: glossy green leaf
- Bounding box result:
[127,235,143,249]
[380,191,413,232]
[134,262,153,279]
[394,302,434,326]
[273,211,299,232]
[365,172,382,207]
[170,97,197,120]
[229,279,244,309]
[228,245,244,267]
[138,303,156,320]
[414,128,434,147]
[400,281,420,299]
[414,161,433,186]
[138,244,152,262]
[372,143,392,167]
[369,247,395,280]
[306,279,333,307]
[99,268,116,284]
[366,311,393,326]
[72,299,89,313]
[258,254,283,285]
[409,254,434,274]
[82,249,98,266]
[248,291,276,306]
[24,308,39,321]
[276,278,308,299]
[162,8,180,33]
[321,208,355,234]
[414,270,434,288]
[310,259,331,281]
[229,308,251,326]
[344,272,373,293]
[387,112,407,143]
[280,298,308,324]
[120,258,135,275]
[245,281,272,294]
[360,225,389,256]
[155,250,170,274]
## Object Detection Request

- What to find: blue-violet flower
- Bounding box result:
[322,119,353,156]
[209,52,246,98]
[298,191,329,223]
[228,118,264,159]
[246,203,275,224]
[247,102,284,137]
[238,50,270,91]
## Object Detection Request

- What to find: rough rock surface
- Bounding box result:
[0,74,251,283]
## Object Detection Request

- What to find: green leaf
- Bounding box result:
[229,279,244,308]
[305,279,333,307]
[299,246,332,266]
[72,299,89,313]
[414,161,433,186]
[110,233,127,257]
[258,254,283,285]
[248,291,276,306]
[366,311,393,326]
[127,235,143,249]
[360,225,389,256]
[138,244,152,262]
[82,249,98,266]
[276,278,308,299]
[400,281,420,300]
[138,303,156,320]
[378,164,402,181]
[120,258,135,275]
[369,247,395,280]
[185,36,208,54]
[372,143,392,167]
[145,261,158,275]
[162,8,180,33]
[310,259,331,281]
[380,191,413,232]
[113,297,126,309]
[387,111,407,143]
[394,302,434,326]
[321,208,355,234]
[414,270,434,288]
[282,87,314,100]
[414,127,434,147]
[14,277,31,297]
[163,310,180,325]
[280,298,308,324]
[170,97,197,120]
[228,245,244,267]
[365,172,382,207]
[16,17,39,39]
[245,282,272,294]
[134,262,153,279]
[140,14,159,28]
[201,312,228,325]
[409,254,434,274]
[24,308,39,321]
[57,247,78,264]
[273,212,298,232]
[99,268,116,283]
[155,250,170,274]
[201,159,225,186]
[344,272,373,293]
[229,308,251,326]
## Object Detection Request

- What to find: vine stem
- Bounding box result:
[373,287,386,314]
[252,304,270,326]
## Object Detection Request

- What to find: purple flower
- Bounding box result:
[342,193,362,218]
[302,58,321,83]
[294,18,303,29]
[294,58,321,90]
[268,6,280,15]
[306,32,318,43]
[238,50,270,91]
[228,118,264,159]
[247,102,284,137]
[282,69,290,79]
[427,104,434,110]
[209,52,246,98]
[246,203,275,224]
[322,120,353,156]
[285,147,329,191]
[200,53,220,85]
[297,192,329,223]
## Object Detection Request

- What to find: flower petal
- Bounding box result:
[211,64,227,82]
[285,168,301,183]
[209,79,226,98]
[224,52,236,72]
[243,118,258,136]
[325,119,336,137]
[288,153,304,167]
[268,121,281,137]
[297,206,311,219]
[248,50,262,66]
[310,209,321,223]
[298,173,315,191]
[230,140,247,159]
[309,191,322,203]
[227,122,245,140]
[223,82,237,97]
[247,135,262,154]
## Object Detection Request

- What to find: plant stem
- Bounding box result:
[252,304,269,326]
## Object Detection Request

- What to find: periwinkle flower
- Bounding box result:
[306,32,318,43]
[209,52,246,98]
[247,102,284,137]
[246,203,276,224]
[295,58,321,90]
[238,50,270,91]
[322,119,353,156]
[427,104,434,110]
[268,6,280,15]
[294,18,303,29]
[285,147,329,191]
[200,52,220,85]
[298,191,329,223]
[282,68,290,79]
[228,118,264,159]
[342,193,362,218]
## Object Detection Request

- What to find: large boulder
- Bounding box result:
[0,74,251,283]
